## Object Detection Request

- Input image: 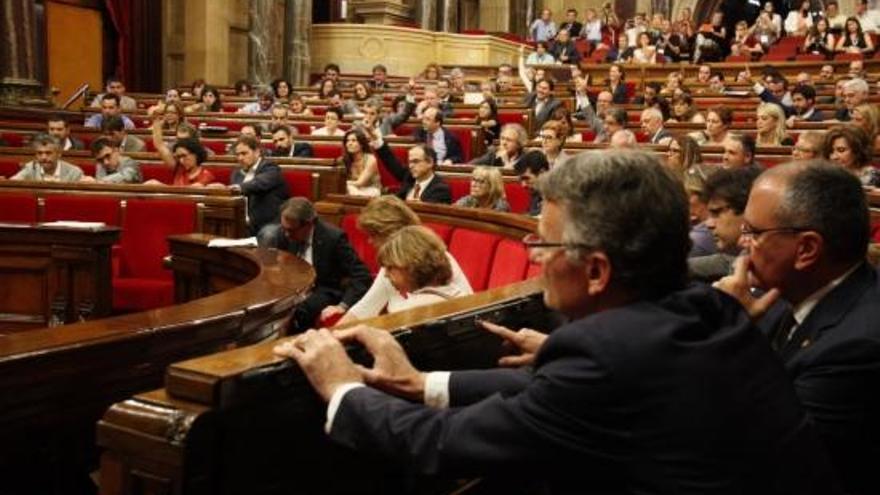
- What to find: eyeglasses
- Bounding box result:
[522,233,592,251]
[471,177,488,184]
[740,224,809,241]
[539,134,558,141]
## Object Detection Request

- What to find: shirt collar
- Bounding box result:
[792,263,861,325]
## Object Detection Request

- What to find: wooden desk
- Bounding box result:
[0,222,119,332]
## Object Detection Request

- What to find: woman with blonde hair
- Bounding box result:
[337,196,473,324]
[454,166,510,212]
[851,103,880,148]
[755,102,792,146]
[373,226,466,312]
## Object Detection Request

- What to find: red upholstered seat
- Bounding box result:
[310,143,342,159]
[0,132,27,147]
[0,159,22,178]
[140,163,175,184]
[340,213,378,275]
[504,183,530,214]
[447,228,502,291]
[282,169,316,199]
[446,177,471,202]
[423,222,453,244]
[207,166,232,185]
[795,53,826,61]
[201,140,228,154]
[113,199,196,312]
[42,195,122,225]
[487,239,529,288]
[0,193,38,223]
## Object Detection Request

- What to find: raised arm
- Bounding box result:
[150,112,175,167]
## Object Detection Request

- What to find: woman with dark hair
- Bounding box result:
[185,85,223,113]
[421,63,441,81]
[475,98,500,147]
[344,81,372,116]
[289,94,313,116]
[607,64,628,104]
[188,78,206,99]
[341,129,381,197]
[148,116,215,186]
[823,125,880,187]
[665,135,703,178]
[550,106,581,143]
[315,78,336,100]
[669,93,705,123]
[234,80,252,97]
[803,18,835,58]
[271,78,292,101]
[696,106,732,145]
[836,17,875,54]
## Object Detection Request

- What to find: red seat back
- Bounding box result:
[43,195,122,226]
[0,159,22,178]
[310,143,342,159]
[282,169,315,199]
[140,163,175,184]
[487,239,529,288]
[0,193,37,223]
[207,166,232,185]
[118,199,196,279]
[447,228,502,291]
[423,222,454,245]
[340,213,378,275]
[446,177,471,202]
[504,183,530,214]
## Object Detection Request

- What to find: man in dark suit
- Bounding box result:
[787,85,825,124]
[639,107,673,145]
[270,125,313,158]
[371,131,451,204]
[548,29,581,65]
[558,8,583,37]
[522,78,562,130]
[47,115,84,151]
[413,108,464,165]
[277,151,840,494]
[230,135,289,236]
[716,161,880,495]
[267,197,371,332]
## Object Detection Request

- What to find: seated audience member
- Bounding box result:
[226,123,260,154]
[550,29,581,64]
[314,79,337,101]
[312,108,346,137]
[607,33,634,63]
[583,8,602,42]
[449,67,467,97]
[264,197,371,332]
[234,79,252,97]
[857,0,880,32]
[684,164,718,258]
[185,85,223,113]
[454,166,510,212]
[518,150,550,216]
[669,93,705,123]
[575,89,613,131]
[823,125,880,187]
[275,150,840,495]
[368,64,389,91]
[345,82,373,116]
[362,94,416,137]
[550,106,581,143]
[594,107,627,143]
[722,133,760,169]
[268,103,291,132]
[271,78,292,101]
[367,128,451,204]
[523,78,562,130]
[730,21,764,58]
[850,103,880,148]
[341,130,381,197]
[606,64,629,103]
[337,196,472,324]
[756,103,794,146]
[848,59,867,80]
[414,107,463,165]
[632,32,659,63]
[539,121,570,169]
[694,11,727,62]
[84,94,135,130]
[665,135,703,178]
[525,42,556,65]
[834,79,870,122]
[752,73,793,116]
[420,62,441,81]
[374,225,467,307]
[435,79,461,108]
[152,101,185,132]
[238,89,275,115]
[146,119,214,187]
[187,79,206,99]
[270,125,314,158]
[716,161,880,495]
[640,107,672,145]
[230,135,289,236]
[475,98,501,148]
[792,131,825,161]
[11,133,83,182]
[86,137,142,184]
[695,106,732,145]
[326,90,353,117]
[786,85,824,126]
[818,64,835,81]
[46,115,83,151]
[785,1,815,36]
[101,115,145,153]
[609,129,637,148]
[289,94,313,117]
[89,77,137,111]
[803,18,835,57]
[689,166,762,282]
[147,88,182,115]
[470,123,528,169]
[836,16,875,54]
[560,8,583,38]
[707,71,727,94]
[825,0,848,29]
[317,63,344,88]
[633,81,662,106]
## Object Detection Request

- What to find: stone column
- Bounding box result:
[249,0,274,88]
[284,0,312,87]
[439,0,458,32]
[183,0,230,86]
[414,0,438,30]
[350,0,414,25]
[0,0,43,104]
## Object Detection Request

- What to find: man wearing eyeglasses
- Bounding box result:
[85,136,142,184]
[689,167,762,283]
[274,151,839,494]
[715,161,880,495]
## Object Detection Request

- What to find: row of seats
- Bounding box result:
[0,194,197,312]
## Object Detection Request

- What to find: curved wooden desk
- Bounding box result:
[0,234,314,493]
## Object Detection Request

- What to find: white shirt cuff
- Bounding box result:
[423,371,452,409]
[325,382,366,434]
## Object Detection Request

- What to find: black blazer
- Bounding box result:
[650,128,674,144]
[329,285,839,493]
[270,142,314,158]
[413,127,464,164]
[761,262,880,495]
[230,159,289,235]
[375,142,451,204]
[522,93,563,130]
[273,219,371,308]
[558,21,582,37]
[609,82,628,104]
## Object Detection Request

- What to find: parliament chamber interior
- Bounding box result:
[1,0,879,494]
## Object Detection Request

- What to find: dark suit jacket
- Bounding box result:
[375,142,451,204]
[650,127,673,144]
[270,142,314,158]
[64,136,85,151]
[522,93,563,129]
[413,127,464,164]
[609,83,629,104]
[761,262,880,495]
[549,41,581,64]
[330,285,839,493]
[558,21,582,37]
[230,159,289,235]
[834,107,851,121]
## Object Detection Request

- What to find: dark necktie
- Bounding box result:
[770,310,797,352]
[412,183,422,201]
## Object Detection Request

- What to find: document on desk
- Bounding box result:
[207,237,258,248]
[40,221,107,230]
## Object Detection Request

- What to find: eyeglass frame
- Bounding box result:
[740,223,810,241]
[521,233,592,251]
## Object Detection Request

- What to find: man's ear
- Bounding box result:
[793,231,823,271]
[583,251,612,296]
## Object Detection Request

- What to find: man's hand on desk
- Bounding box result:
[480,320,546,367]
[274,328,362,402]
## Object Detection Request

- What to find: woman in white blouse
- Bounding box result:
[337,196,473,324]
[311,108,346,137]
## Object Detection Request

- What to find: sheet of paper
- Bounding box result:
[207,237,258,248]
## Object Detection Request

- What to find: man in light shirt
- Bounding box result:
[11,133,83,182]
[529,8,556,42]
